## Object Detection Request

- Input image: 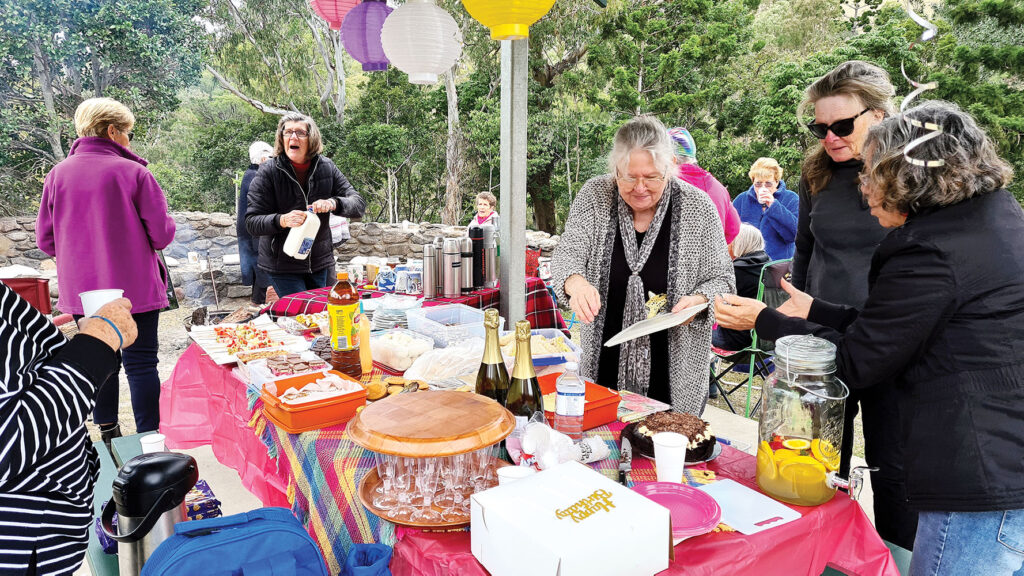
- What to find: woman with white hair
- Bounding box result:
[552,115,734,415]
[237,141,274,305]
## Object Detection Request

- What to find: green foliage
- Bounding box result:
[0,0,203,214]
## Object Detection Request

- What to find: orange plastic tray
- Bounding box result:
[538,372,620,431]
[261,370,367,433]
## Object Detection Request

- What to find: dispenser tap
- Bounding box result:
[827,466,877,501]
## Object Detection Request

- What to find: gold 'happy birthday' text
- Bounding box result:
[554,489,616,523]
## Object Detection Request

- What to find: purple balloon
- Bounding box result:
[341,0,393,72]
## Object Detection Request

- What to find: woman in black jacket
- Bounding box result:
[246,113,366,297]
[716,100,1024,575]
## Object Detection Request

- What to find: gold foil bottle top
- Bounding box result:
[515,320,532,340]
[484,308,500,329]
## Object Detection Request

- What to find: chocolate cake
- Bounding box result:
[633,412,716,462]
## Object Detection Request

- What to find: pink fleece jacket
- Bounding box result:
[677,163,740,244]
[36,137,176,315]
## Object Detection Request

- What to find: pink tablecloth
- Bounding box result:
[161,345,897,576]
[159,344,289,508]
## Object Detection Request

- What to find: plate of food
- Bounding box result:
[498,328,581,366]
[189,315,308,365]
[622,412,720,464]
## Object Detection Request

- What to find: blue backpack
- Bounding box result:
[141,507,329,576]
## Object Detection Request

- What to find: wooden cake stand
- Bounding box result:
[348,390,516,529]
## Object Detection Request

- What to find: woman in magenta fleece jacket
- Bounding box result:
[36,98,175,444]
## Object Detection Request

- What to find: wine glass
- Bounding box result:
[389,457,417,520]
[372,453,398,510]
[440,454,469,522]
[410,458,443,523]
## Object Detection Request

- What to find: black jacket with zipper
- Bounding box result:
[756,189,1024,512]
[245,154,365,275]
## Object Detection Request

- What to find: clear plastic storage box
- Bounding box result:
[406,303,505,348]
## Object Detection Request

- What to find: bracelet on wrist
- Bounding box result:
[92,315,124,350]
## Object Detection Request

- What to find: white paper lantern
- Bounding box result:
[380,0,463,85]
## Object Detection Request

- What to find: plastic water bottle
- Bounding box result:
[555,362,586,442]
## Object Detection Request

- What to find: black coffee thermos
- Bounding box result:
[469,226,485,290]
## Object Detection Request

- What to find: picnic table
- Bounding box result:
[160,345,898,576]
[259,276,567,333]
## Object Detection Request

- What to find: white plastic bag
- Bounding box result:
[403,338,485,382]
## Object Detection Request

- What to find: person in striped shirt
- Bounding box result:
[0,285,137,575]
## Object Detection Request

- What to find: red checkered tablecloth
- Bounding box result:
[260,276,566,332]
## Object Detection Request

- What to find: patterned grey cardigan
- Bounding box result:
[551,174,735,416]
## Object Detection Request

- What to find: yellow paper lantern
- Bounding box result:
[462,0,556,41]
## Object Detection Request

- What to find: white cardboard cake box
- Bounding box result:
[471,461,671,576]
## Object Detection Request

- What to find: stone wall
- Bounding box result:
[0,213,560,312]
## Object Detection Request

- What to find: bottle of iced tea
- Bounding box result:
[328,271,361,379]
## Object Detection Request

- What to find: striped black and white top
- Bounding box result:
[0,284,118,575]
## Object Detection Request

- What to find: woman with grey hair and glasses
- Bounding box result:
[715,100,1024,575]
[552,115,734,415]
[246,113,366,296]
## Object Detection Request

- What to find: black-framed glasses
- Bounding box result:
[805,108,871,139]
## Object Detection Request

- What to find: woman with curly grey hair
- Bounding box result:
[715,100,1024,575]
[551,115,734,415]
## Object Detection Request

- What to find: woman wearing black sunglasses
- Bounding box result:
[790,61,918,551]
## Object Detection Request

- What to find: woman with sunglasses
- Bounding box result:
[246,113,366,297]
[36,97,175,447]
[790,61,918,550]
[552,115,734,416]
[717,100,1024,575]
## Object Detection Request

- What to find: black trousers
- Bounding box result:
[840,385,919,550]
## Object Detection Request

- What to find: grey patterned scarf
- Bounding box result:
[614,191,672,397]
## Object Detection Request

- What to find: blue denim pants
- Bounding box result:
[910,509,1024,576]
[268,268,332,298]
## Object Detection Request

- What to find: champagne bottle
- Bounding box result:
[505,320,543,431]
[475,309,510,404]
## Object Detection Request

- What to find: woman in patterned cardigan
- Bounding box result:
[552,115,734,415]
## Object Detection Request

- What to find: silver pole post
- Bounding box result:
[499,38,528,326]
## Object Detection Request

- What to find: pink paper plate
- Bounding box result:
[632,482,722,539]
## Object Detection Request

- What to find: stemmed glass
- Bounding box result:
[410,458,443,523]
[372,453,398,510]
[389,457,417,520]
[438,454,468,522]
[460,446,497,514]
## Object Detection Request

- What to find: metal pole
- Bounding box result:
[499,38,528,326]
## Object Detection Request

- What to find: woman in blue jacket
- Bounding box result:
[732,157,799,260]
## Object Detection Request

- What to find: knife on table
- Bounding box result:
[619,436,632,486]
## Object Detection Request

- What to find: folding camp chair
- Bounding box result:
[710,258,793,417]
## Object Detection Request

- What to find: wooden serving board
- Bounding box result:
[347,390,515,457]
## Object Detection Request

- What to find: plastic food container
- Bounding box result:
[537,373,621,431]
[242,350,330,395]
[260,370,367,433]
[406,303,505,348]
[498,328,581,367]
[369,328,434,372]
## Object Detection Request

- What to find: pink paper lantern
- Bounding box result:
[309,0,360,30]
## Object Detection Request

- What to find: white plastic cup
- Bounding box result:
[496,465,536,486]
[79,289,124,317]
[140,433,166,454]
[653,432,688,483]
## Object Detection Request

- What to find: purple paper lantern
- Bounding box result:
[341,0,392,72]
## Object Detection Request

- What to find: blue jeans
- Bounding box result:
[910,509,1024,576]
[268,268,332,298]
[77,309,162,432]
